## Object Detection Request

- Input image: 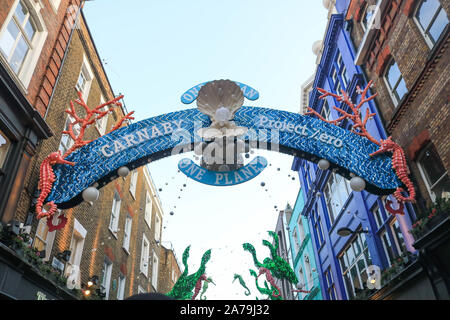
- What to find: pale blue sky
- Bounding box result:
[84,0,329,300]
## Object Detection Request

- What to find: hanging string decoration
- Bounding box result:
[305,81,415,215]
[232,273,251,296]
[166,246,212,300]
[36,91,132,227]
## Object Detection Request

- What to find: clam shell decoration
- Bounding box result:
[196,79,248,139]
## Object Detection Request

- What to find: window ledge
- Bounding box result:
[108,228,118,239]
[122,247,130,255]
[0,56,28,95]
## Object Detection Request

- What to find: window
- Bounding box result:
[151,251,159,290]
[380,229,396,266]
[339,231,373,300]
[100,258,113,300]
[129,170,138,198]
[117,274,126,300]
[0,130,11,169]
[59,115,80,156]
[371,202,385,230]
[415,0,449,47]
[312,208,324,247]
[33,211,59,261]
[324,173,352,224]
[292,228,300,257]
[303,162,311,191]
[297,216,306,243]
[154,214,161,242]
[137,285,146,294]
[417,143,450,202]
[109,191,121,234]
[361,3,376,31]
[144,191,152,227]
[75,55,93,101]
[68,219,86,268]
[122,215,132,252]
[140,234,150,277]
[390,218,407,255]
[324,268,337,300]
[95,95,109,136]
[320,100,331,121]
[384,58,408,106]
[0,0,48,88]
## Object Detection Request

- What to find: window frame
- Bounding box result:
[75,54,94,102]
[383,58,408,107]
[59,115,81,156]
[416,143,450,202]
[109,190,121,235]
[129,170,138,199]
[339,231,372,300]
[413,0,449,48]
[140,234,150,277]
[0,130,11,170]
[122,214,132,253]
[117,274,126,300]
[95,95,109,136]
[151,251,159,290]
[144,191,152,228]
[0,0,48,90]
[100,258,113,300]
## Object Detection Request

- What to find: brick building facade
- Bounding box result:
[344,0,449,299]
[346,0,449,210]
[1,6,168,300]
[157,243,182,295]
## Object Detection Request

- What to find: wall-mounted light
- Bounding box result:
[87,275,99,287]
[337,227,369,237]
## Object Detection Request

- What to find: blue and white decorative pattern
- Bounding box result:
[181,80,260,104]
[178,156,268,186]
[47,106,400,208]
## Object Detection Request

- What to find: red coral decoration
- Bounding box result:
[35,91,134,228]
[306,81,415,215]
[47,213,68,232]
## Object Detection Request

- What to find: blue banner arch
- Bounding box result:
[46,106,400,209]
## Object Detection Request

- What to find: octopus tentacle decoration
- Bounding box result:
[243,231,298,285]
[232,274,251,296]
[257,267,281,298]
[166,246,212,300]
[305,81,415,215]
[35,92,133,227]
[200,277,215,300]
[249,269,282,300]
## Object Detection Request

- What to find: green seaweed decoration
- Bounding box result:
[232,274,251,296]
[166,245,212,300]
[249,269,283,300]
[200,277,215,300]
[243,231,298,285]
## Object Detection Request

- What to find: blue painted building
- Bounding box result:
[288,190,323,300]
[291,0,418,300]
